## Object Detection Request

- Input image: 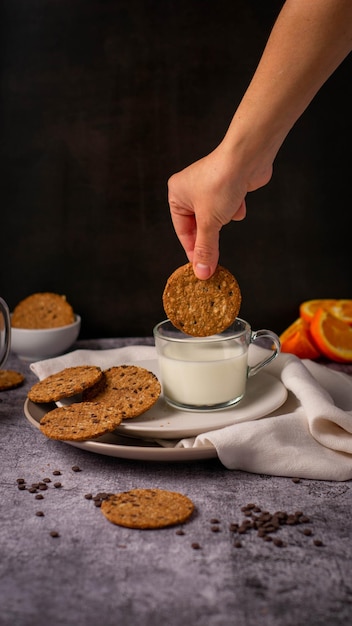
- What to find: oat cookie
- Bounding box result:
[82,365,161,419]
[0,370,25,391]
[39,402,123,441]
[11,292,75,329]
[28,365,103,403]
[100,488,195,529]
[162,262,242,336]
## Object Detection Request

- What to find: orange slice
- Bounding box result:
[329,300,352,325]
[299,299,337,323]
[310,309,352,363]
[279,318,321,360]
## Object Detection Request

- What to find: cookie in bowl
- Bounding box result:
[10,292,80,361]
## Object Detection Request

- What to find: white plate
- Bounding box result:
[115,364,288,439]
[23,399,217,462]
[23,362,287,461]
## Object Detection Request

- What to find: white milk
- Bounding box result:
[159,340,248,407]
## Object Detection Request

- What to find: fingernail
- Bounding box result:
[195,263,211,279]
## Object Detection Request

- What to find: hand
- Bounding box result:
[168,143,272,279]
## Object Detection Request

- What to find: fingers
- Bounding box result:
[169,211,197,263]
[192,199,246,279]
[192,228,220,279]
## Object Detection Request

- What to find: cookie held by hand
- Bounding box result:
[162,263,242,336]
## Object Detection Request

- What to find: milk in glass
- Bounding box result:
[159,340,248,407]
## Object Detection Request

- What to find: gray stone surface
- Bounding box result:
[1,338,352,626]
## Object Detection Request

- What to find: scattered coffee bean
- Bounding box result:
[273,538,285,547]
[175,529,185,536]
[210,518,220,524]
[50,531,60,538]
[16,478,25,484]
[35,511,44,517]
[53,470,61,476]
[91,492,113,507]
[42,478,51,483]
[17,483,26,491]
[72,466,81,472]
[35,494,44,500]
[229,503,318,549]
[314,539,323,547]
[191,542,201,550]
[53,482,62,488]
[84,493,93,500]
[211,525,221,533]
[234,541,242,548]
[291,477,301,483]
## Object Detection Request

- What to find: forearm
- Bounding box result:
[222,0,352,173]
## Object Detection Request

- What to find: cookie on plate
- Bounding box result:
[28,365,103,403]
[39,402,123,441]
[162,262,242,337]
[0,370,25,391]
[82,365,161,419]
[100,488,195,529]
[11,292,75,329]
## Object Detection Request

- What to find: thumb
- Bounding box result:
[192,231,220,280]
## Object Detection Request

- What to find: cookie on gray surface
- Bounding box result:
[0,370,25,391]
[100,488,195,529]
[82,365,161,419]
[28,365,103,403]
[162,263,242,337]
[39,401,123,441]
[11,292,75,329]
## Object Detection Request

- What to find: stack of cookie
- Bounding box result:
[28,365,161,442]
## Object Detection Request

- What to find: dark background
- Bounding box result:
[1,0,351,339]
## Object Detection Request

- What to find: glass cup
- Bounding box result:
[0,297,11,369]
[153,318,281,412]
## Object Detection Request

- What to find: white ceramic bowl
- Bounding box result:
[10,315,81,361]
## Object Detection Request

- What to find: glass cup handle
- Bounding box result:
[0,298,11,369]
[247,329,281,378]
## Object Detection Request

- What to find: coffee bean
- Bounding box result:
[53,482,62,488]
[35,511,44,517]
[314,539,323,547]
[52,470,61,476]
[191,542,201,550]
[50,531,60,538]
[273,538,285,547]
[72,466,81,472]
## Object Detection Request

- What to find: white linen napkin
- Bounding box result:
[30,345,352,481]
